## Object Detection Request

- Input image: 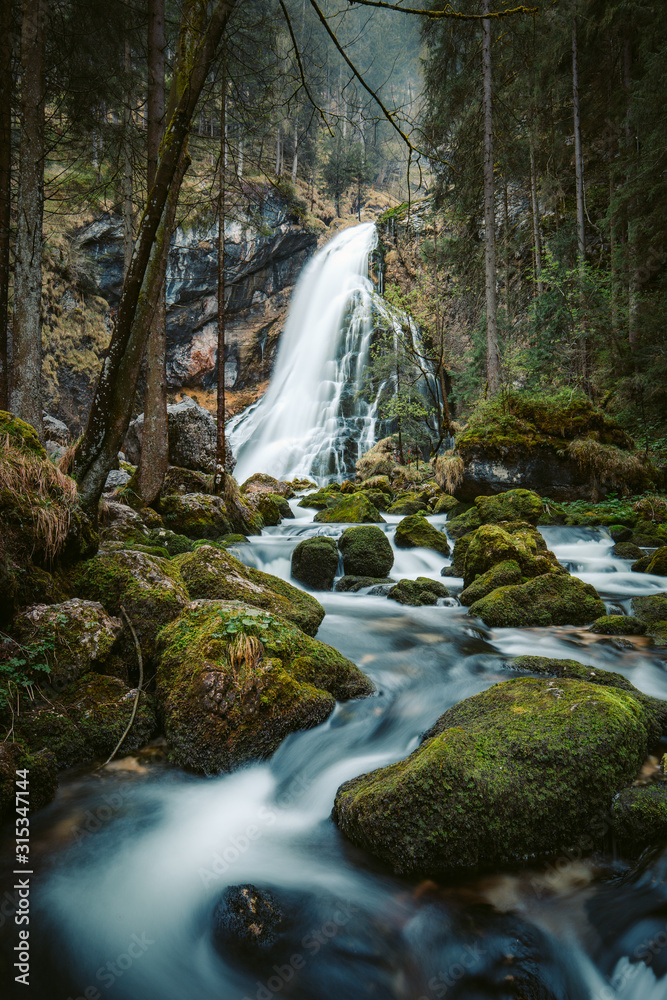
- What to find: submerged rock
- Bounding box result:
[468,573,605,628]
[388,578,449,606]
[338,525,394,578]
[313,495,385,524]
[394,515,450,556]
[212,884,286,958]
[332,676,664,874]
[174,544,325,636]
[156,602,373,773]
[291,536,339,591]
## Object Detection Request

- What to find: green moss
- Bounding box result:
[297,488,340,510]
[0,410,46,457]
[291,536,340,592]
[432,495,458,514]
[332,676,663,874]
[469,573,605,628]
[313,495,385,524]
[334,575,395,592]
[394,515,450,556]
[338,525,394,578]
[589,615,648,636]
[475,489,544,526]
[446,506,482,539]
[462,522,558,589]
[459,559,523,606]
[158,492,232,539]
[387,492,430,515]
[0,741,57,823]
[611,785,667,853]
[388,578,449,606]
[632,594,667,627]
[646,546,667,575]
[612,542,644,559]
[156,603,373,773]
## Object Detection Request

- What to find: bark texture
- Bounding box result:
[482,1,499,395]
[0,0,12,410]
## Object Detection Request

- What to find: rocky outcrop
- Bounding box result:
[124,396,235,473]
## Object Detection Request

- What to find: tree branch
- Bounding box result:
[343,1,539,20]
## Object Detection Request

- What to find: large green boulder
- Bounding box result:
[69,550,189,662]
[394,515,450,556]
[338,525,394,578]
[334,576,394,592]
[156,602,373,773]
[459,560,523,606]
[11,599,122,688]
[645,546,667,575]
[297,488,340,510]
[332,676,664,874]
[445,506,482,539]
[291,536,340,591]
[173,545,324,636]
[431,495,458,515]
[387,492,429,515]
[387,578,449,606]
[462,523,558,589]
[475,489,544,526]
[313,495,385,524]
[468,573,605,628]
[589,615,647,636]
[159,492,232,539]
[611,785,667,853]
[632,593,667,628]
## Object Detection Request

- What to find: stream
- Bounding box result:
[2,501,667,1000]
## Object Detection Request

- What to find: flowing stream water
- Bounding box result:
[2,508,667,1000]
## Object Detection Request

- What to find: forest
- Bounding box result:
[1,3,667,1000]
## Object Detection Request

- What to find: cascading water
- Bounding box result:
[228,223,381,483]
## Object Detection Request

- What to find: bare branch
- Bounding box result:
[340,1,538,20]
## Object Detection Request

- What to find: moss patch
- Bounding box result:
[469,573,605,628]
[388,578,449,606]
[313,495,385,524]
[394,515,450,556]
[338,526,394,578]
[589,615,647,636]
[291,536,340,592]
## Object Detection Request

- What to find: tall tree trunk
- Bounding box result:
[482,0,499,394]
[138,0,168,504]
[529,141,543,296]
[291,119,298,183]
[214,54,227,492]
[10,0,46,437]
[503,179,511,322]
[73,0,238,515]
[572,15,586,270]
[122,37,134,278]
[0,0,13,411]
[624,39,638,349]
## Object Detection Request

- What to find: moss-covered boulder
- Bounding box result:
[612,541,644,560]
[632,594,667,628]
[631,554,652,573]
[245,492,285,527]
[156,602,373,773]
[388,578,449,606]
[240,473,294,498]
[645,546,667,575]
[332,676,664,874]
[313,495,385,524]
[589,615,647,636]
[462,523,558,589]
[611,785,667,853]
[357,488,391,512]
[291,536,339,592]
[159,467,211,497]
[159,492,232,539]
[431,495,458,515]
[337,526,393,578]
[445,506,482,539]
[468,573,605,628]
[355,437,398,480]
[11,599,122,688]
[0,741,57,823]
[69,550,188,662]
[361,475,393,495]
[144,527,193,556]
[440,535,471,578]
[297,488,340,510]
[394,515,450,556]
[459,560,523,606]
[475,489,544,526]
[334,576,394,592]
[172,545,324,636]
[387,492,430,515]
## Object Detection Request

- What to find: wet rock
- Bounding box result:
[394,515,450,556]
[291,536,339,591]
[124,396,236,474]
[445,506,482,539]
[589,615,647,636]
[246,491,293,526]
[506,656,660,701]
[632,594,667,629]
[0,741,57,823]
[332,676,664,874]
[631,554,652,573]
[156,602,373,773]
[313,495,385,524]
[462,522,559,589]
[12,600,122,688]
[297,487,340,510]
[387,491,430,515]
[475,488,544,525]
[459,559,523,606]
[173,544,325,636]
[240,473,294,498]
[388,578,450,606]
[468,573,605,628]
[431,494,458,514]
[338,525,394,578]
[212,884,285,958]
[609,524,633,543]
[334,575,394,592]
[612,541,644,559]
[645,545,667,575]
[611,785,667,853]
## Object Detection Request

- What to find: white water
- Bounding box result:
[228,223,380,483]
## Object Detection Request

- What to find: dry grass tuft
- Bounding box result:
[633,494,667,523]
[0,435,79,561]
[567,438,653,496]
[226,633,265,683]
[432,452,464,493]
[356,437,398,480]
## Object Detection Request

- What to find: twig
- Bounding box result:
[101,605,143,767]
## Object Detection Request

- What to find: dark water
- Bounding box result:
[2,505,667,1000]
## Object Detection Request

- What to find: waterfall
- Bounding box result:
[228,222,380,483]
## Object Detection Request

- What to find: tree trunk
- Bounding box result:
[624,39,638,349]
[0,0,12,411]
[291,119,298,184]
[572,15,586,270]
[214,54,227,493]
[482,0,499,394]
[10,0,46,437]
[122,37,134,278]
[74,0,238,516]
[137,0,168,505]
[503,179,511,322]
[529,141,543,296]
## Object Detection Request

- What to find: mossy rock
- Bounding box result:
[159,492,232,539]
[361,475,393,496]
[156,602,373,773]
[469,573,605,628]
[11,599,122,688]
[388,578,450,606]
[313,495,385,524]
[589,615,647,636]
[440,535,471,578]
[0,410,46,457]
[339,479,357,494]
[297,488,340,510]
[609,524,633,543]
[357,488,391,512]
[645,546,667,575]
[332,676,664,874]
[431,495,458,515]
[69,549,188,662]
[334,576,395,592]
[0,741,57,823]
[631,555,652,573]
[240,473,294,498]
[462,523,557,589]
[217,533,249,548]
[387,492,430,515]
[338,525,394,578]
[145,527,194,556]
[459,559,523,606]
[172,545,325,636]
[394,515,450,556]
[291,536,340,591]
[612,541,644,560]
[446,506,482,539]
[632,594,667,628]
[159,467,211,497]
[611,785,667,853]
[247,492,284,527]
[475,489,544,526]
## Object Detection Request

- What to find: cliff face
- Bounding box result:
[43,194,317,433]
